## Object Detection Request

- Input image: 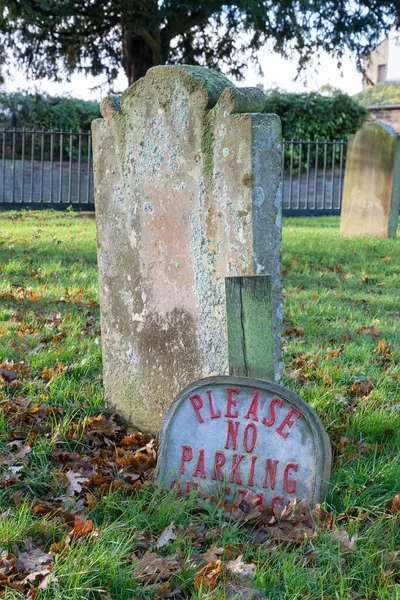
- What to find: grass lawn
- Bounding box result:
[0,210,399,600]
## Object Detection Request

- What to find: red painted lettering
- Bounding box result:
[271,495,284,508]
[190,394,204,423]
[212,450,226,481]
[243,423,257,452]
[225,387,240,418]
[262,397,283,427]
[244,391,259,421]
[247,455,257,486]
[230,453,245,483]
[192,448,206,479]
[186,481,199,493]
[169,479,181,495]
[283,462,298,493]
[225,420,240,450]
[262,458,279,489]
[207,389,221,418]
[275,407,302,439]
[179,444,193,474]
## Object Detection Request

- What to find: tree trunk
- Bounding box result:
[122,34,160,85]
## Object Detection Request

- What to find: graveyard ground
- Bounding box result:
[0,210,399,600]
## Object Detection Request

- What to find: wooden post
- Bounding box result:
[225,275,276,382]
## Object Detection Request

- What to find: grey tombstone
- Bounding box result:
[340,122,400,238]
[156,376,331,506]
[92,65,282,434]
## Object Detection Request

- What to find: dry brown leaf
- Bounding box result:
[326,345,344,359]
[194,559,223,590]
[155,522,177,549]
[131,551,180,584]
[68,516,93,540]
[87,414,117,435]
[225,582,268,600]
[201,543,225,563]
[65,471,89,496]
[357,326,381,337]
[374,339,391,356]
[0,551,17,575]
[386,493,400,514]
[16,548,55,574]
[226,555,256,581]
[330,530,357,553]
[347,379,374,397]
[314,505,334,529]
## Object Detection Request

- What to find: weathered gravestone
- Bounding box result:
[156,376,331,505]
[92,65,282,434]
[340,122,400,238]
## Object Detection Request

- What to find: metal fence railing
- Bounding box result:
[282,139,348,215]
[0,129,348,214]
[0,128,93,209]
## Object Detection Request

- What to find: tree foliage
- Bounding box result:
[0,92,100,130]
[0,1,399,86]
[263,89,369,141]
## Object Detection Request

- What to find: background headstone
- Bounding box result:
[156,376,332,506]
[340,122,400,238]
[92,65,282,434]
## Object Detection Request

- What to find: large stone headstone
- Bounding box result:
[92,65,282,434]
[156,376,331,506]
[340,122,400,238]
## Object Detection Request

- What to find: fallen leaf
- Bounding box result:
[326,345,344,359]
[225,582,268,599]
[16,548,54,574]
[202,544,225,563]
[65,471,89,496]
[68,517,93,540]
[194,560,223,590]
[330,530,357,553]
[226,555,256,581]
[386,493,400,514]
[347,378,373,397]
[155,522,177,549]
[87,414,117,435]
[131,551,181,584]
[357,326,381,337]
[374,339,391,356]
[0,550,17,575]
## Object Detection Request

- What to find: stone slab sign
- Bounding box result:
[92,65,282,434]
[340,121,400,238]
[156,376,331,506]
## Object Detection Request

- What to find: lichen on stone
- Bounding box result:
[201,112,215,185]
[241,173,254,188]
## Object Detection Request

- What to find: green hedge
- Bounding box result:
[263,89,369,141]
[0,92,101,131]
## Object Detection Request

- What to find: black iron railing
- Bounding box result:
[0,129,347,214]
[282,139,348,215]
[0,128,93,209]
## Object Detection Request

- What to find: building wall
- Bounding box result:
[368,107,400,134]
[387,28,400,80]
[363,38,389,88]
